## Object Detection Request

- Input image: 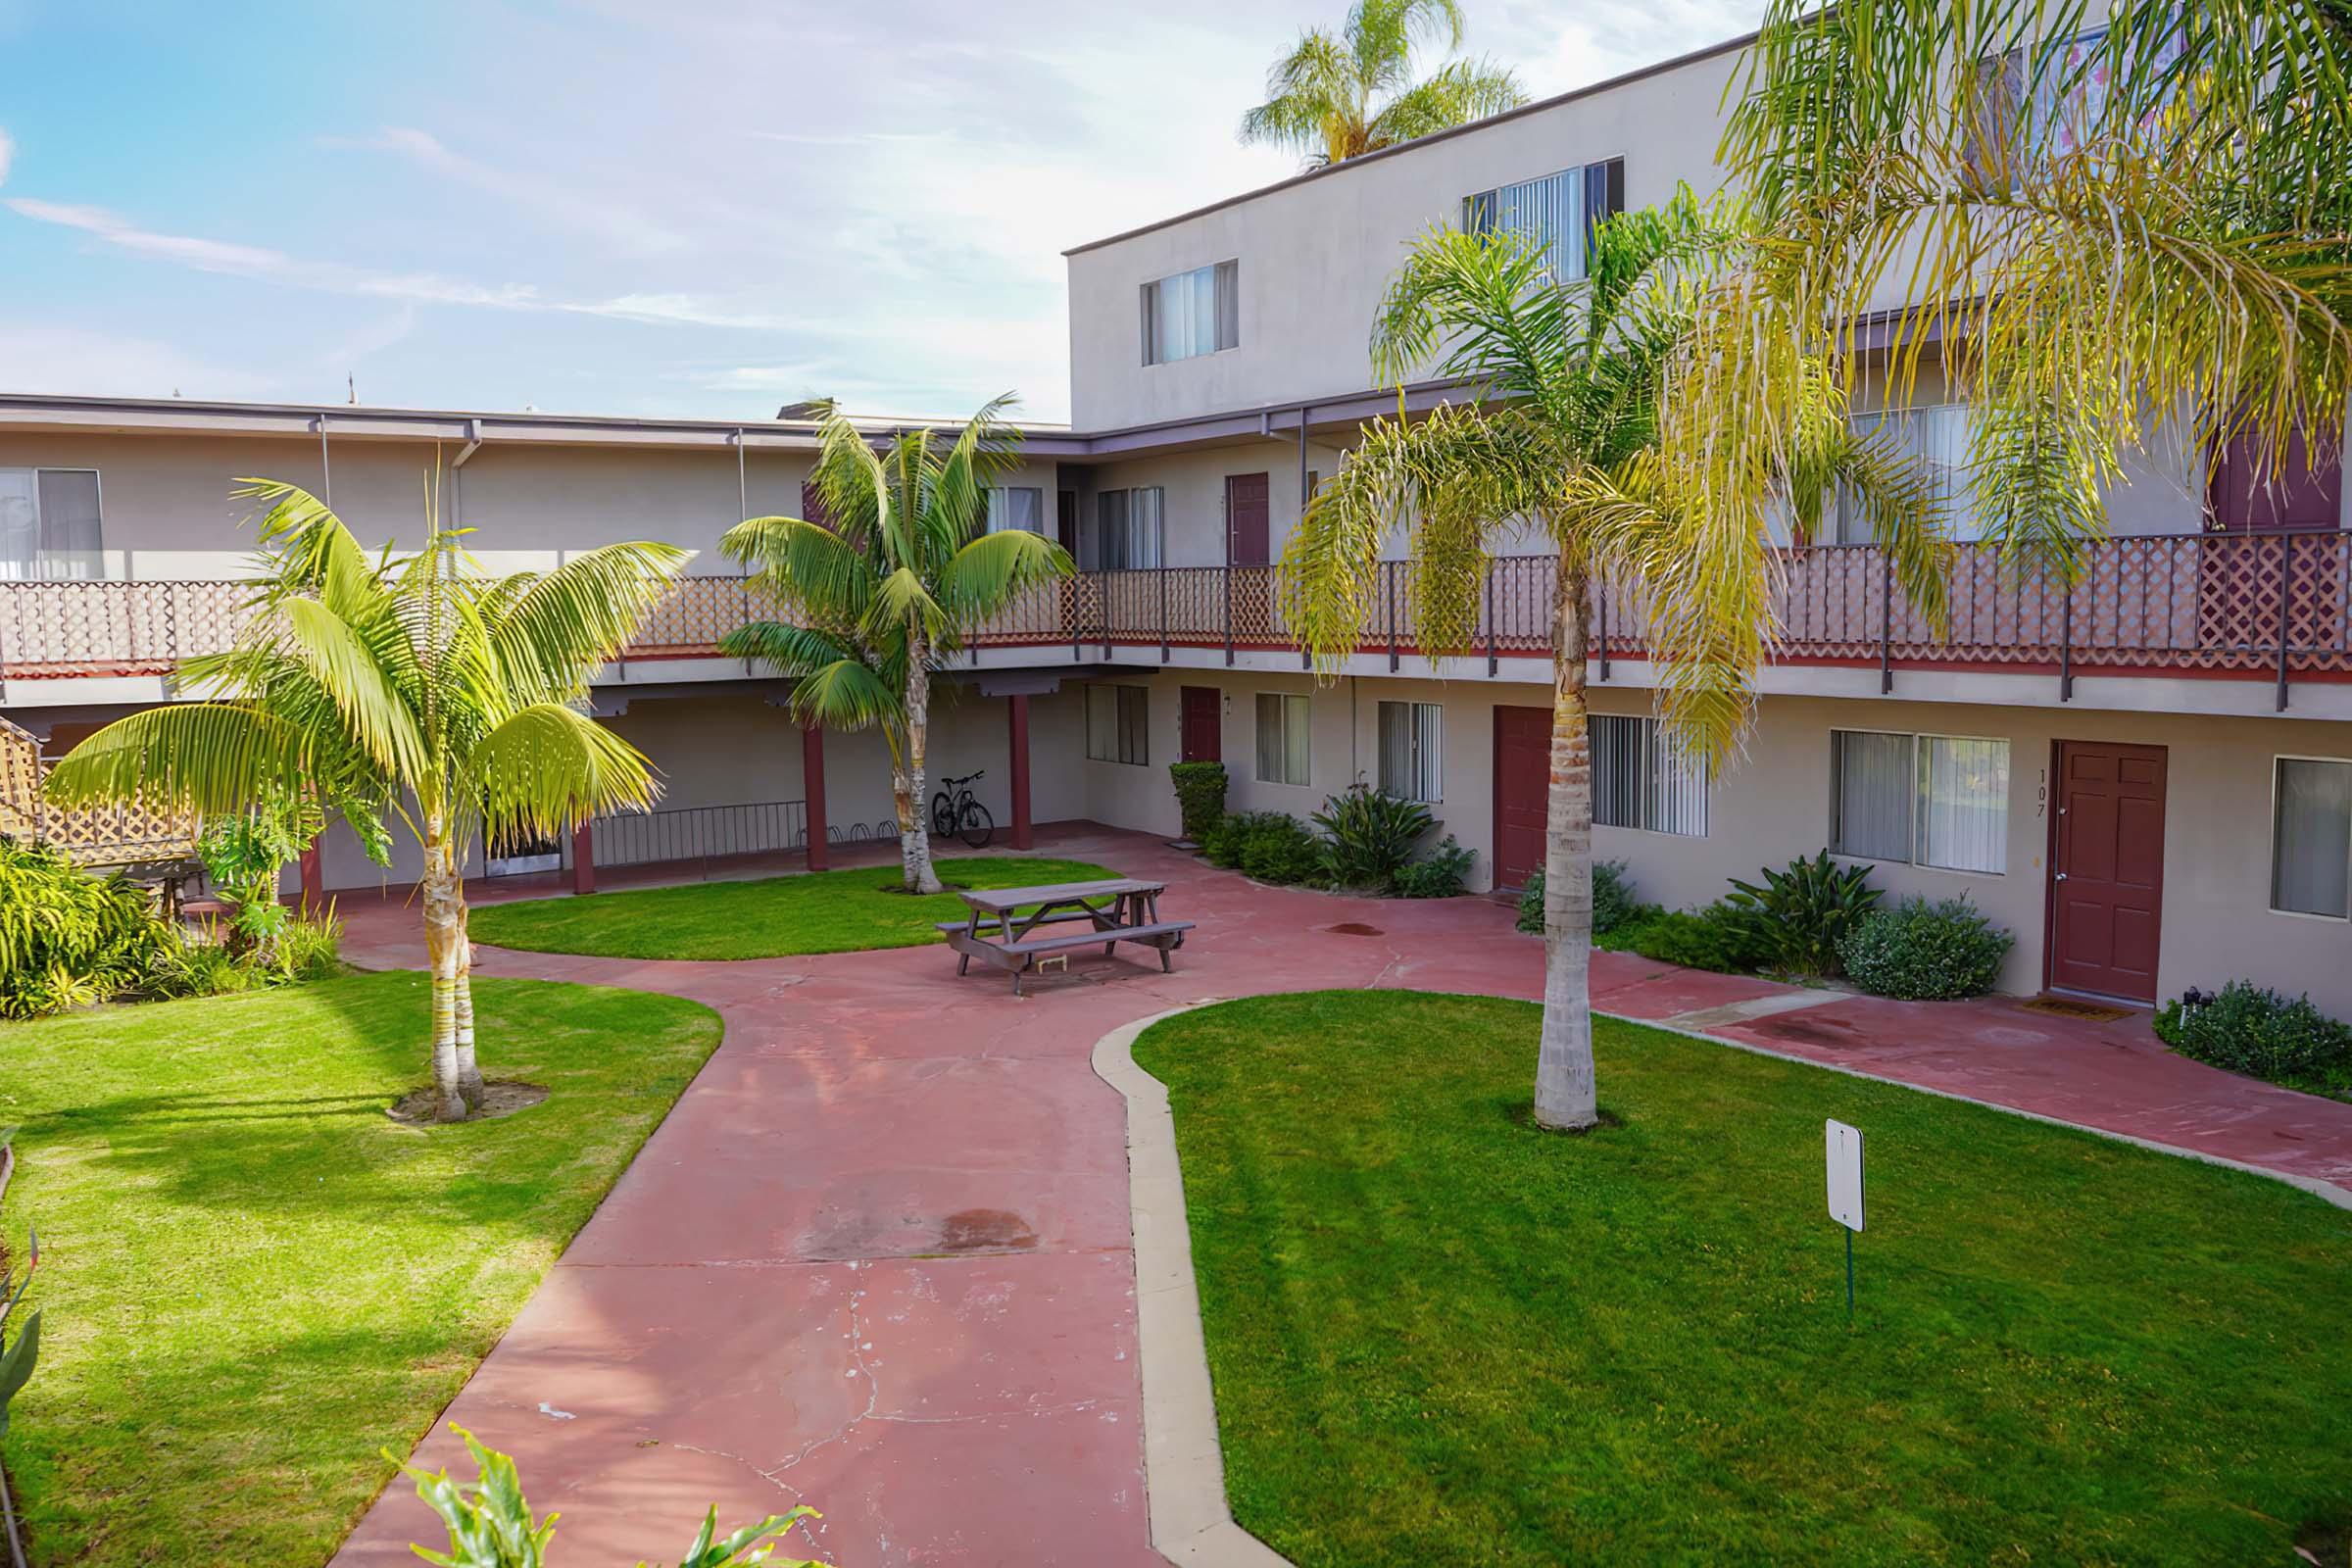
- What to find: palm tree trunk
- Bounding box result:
[1534,563,1598,1132]
[452,947,484,1108]
[898,646,944,895]
[419,833,471,1123]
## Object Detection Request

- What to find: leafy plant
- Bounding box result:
[395,1424,827,1568]
[1238,813,1327,885]
[1515,869,1545,933]
[1838,897,2014,1001]
[142,927,253,1002]
[1239,0,1526,169]
[0,838,177,1019]
[1514,861,1641,935]
[1606,904,1772,975]
[1392,835,1473,898]
[1168,761,1229,844]
[2155,981,2352,1101]
[1725,851,1881,978]
[268,911,345,984]
[196,786,323,955]
[1201,810,1289,870]
[1312,782,1433,888]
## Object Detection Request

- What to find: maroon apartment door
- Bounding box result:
[1493,706,1550,891]
[1180,687,1221,762]
[1226,472,1272,644]
[2048,741,2169,1003]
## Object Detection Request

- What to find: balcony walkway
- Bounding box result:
[326,825,2352,1567]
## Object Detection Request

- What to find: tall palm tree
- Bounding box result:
[720,400,1071,896]
[1660,0,2352,642]
[43,480,687,1121]
[1242,0,1526,169]
[1286,201,1948,1130]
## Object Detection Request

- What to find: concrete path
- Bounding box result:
[328,824,2352,1566]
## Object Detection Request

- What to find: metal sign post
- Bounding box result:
[1825,1119,1866,1319]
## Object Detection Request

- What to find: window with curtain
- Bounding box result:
[1831,730,2009,873]
[1967,25,2184,182]
[1086,685,1149,765]
[1092,487,1163,568]
[2273,758,2352,918]
[1592,714,1706,836]
[1461,158,1623,281]
[1837,404,1980,542]
[1254,693,1311,786]
[0,467,103,581]
[1141,261,1240,365]
[1377,701,1443,803]
[985,486,1044,533]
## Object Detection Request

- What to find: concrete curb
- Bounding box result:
[1092,1004,1293,1568]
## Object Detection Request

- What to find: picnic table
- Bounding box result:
[937,877,1195,997]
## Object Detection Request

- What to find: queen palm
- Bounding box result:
[43,480,687,1121]
[720,399,1071,896]
[1242,0,1525,169]
[1286,201,1948,1130]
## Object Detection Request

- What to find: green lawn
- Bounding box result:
[0,972,722,1567]
[1133,991,2352,1567]
[468,855,1120,959]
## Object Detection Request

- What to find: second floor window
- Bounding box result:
[1142,261,1240,365]
[1462,158,1624,281]
[0,466,103,581]
[986,486,1045,533]
[1592,713,1707,836]
[1086,684,1150,765]
[1094,487,1164,568]
[1837,403,1981,543]
[1378,701,1443,803]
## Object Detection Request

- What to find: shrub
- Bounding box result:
[1838,897,2015,1000]
[143,927,254,1002]
[2154,980,2352,1099]
[196,787,322,956]
[1392,835,1474,898]
[270,911,346,984]
[1516,869,1544,932]
[1611,903,1772,975]
[1202,809,1289,870]
[1312,782,1434,888]
[1513,860,1639,935]
[1237,813,1327,885]
[1726,851,1881,978]
[1168,761,1229,845]
[0,838,177,1019]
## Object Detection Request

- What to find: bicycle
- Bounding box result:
[929,770,996,850]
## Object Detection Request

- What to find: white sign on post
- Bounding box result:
[1826,1119,1866,1233]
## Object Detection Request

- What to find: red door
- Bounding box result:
[1493,706,1550,892]
[1180,687,1221,763]
[2048,741,2169,1003]
[1224,472,1270,564]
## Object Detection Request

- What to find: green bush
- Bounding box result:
[2154,981,2352,1099]
[1392,836,1474,899]
[0,838,177,1019]
[1312,782,1433,888]
[269,910,346,984]
[1609,903,1772,975]
[1168,761,1229,844]
[144,927,254,1002]
[1238,813,1327,885]
[1838,897,2014,1000]
[196,788,322,955]
[1726,850,1881,978]
[1516,869,1544,932]
[1201,809,1289,870]
[1513,860,1639,935]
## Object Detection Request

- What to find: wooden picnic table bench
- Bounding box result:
[938,877,1195,996]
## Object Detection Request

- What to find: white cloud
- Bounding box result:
[0,127,14,188]
[327,125,689,257]
[0,321,281,401]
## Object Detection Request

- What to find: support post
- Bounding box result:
[2276,535,2294,712]
[1486,562,1497,676]
[1100,570,1111,658]
[802,721,829,872]
[1159,568,1169,662]
[1008,694,1034,851]
[1387,564,1398,671]
[2059,585,2075,702]
[298,836,324,912]
[1596,570,1610,683]
[571,818,597,896]
[1879,550,1895,695]
[1223,565,1235,666]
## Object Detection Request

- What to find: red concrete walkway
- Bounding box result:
[327,824,2352,1567]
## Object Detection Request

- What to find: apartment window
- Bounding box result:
[1093,487,1163,568]
[1831,730,2009,874]
[1968,24,2183,182]
[985,485,1044,534]
[0,467,102,581]
[2273,758,2352,918]
[1254,693,1311,786]
[1837,403,1980,542]
[1086,684,1149,765]
[1592,714,1705,836]
[1378,701,1443,803]
[1462,158,1624,281]
[1141,261,1240,365]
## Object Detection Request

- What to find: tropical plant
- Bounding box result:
[1168,761,1230,844]
[1287,197,1948,1129]
[1838,895,2015,1001]
[1606,903,1772,975]
[720,400,1070,896]
[1242,0,1526,169]
[1238,812,1327,885]
[44,480,686,1120]
[195,783,322,956]
[2156,981,2352,1100]
[1311,780,1433,886]
[1589,859,1639,936]
[1726,850,1883,979]
[0,838,178,1019]
[1391,833,1473,898]
[394,1424,826,1568]
[142,925,254,1002]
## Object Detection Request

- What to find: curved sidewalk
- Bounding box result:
[328,824,2352,1567]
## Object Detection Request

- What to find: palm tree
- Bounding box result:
[43,480,687,1121]
[1242,0,1526,169]
[1661,0,2352,615]
[719,399,1071,896]
[1285,202,1948,1130]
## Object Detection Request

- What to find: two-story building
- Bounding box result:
[3,27,2347,1015]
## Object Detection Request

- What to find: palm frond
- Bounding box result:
[481,542,692,706]
[42,703,312,812]
[718,620,866,679]
[789,658,902,733]
[468,703,660,841]
[1365,56,1525,146]
[275,596,431,782]
[935,529,1072,632]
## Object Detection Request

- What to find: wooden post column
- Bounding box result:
[1008,694,1034,851]
[803,721,830,871]
[298,836,324,912]
[571,819,596,896]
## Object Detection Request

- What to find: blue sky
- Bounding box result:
[0,0,1753,422]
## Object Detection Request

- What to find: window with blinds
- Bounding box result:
[1461,157,1624,281]
[2273,757,2352,918]
[1254,693,1311,786]
[1141,261,1240,365]
[1592,714,1705,836]
[1086,685,1150,765]
[1831,730,2009,873]
[1377,701,1442,803]
[1092,487,1163,568]
[0,467,103,581]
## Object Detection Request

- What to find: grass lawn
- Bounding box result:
[468,854,1120,959]
[0,971,721,1567]
[1133,991,2352,1567]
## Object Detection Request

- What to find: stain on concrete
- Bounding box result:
[939,1208,1038,1252]
[1325,922,1386,937]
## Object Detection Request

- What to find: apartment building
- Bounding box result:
[3,29,2348,1015]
